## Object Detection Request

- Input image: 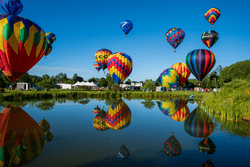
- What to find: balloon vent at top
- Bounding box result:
[0,0,23,15]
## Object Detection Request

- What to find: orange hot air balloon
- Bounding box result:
[171,63,191,86]
[170,100,190,122]
[0,104,45,166]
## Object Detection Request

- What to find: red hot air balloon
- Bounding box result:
[171,63,191,86]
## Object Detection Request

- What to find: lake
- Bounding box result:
[0,98,249,167]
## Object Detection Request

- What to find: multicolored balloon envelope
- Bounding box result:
[93,105,101,116]
[0,104,45,166]
[170,99,190,121]
[165,28,185,51]
[94,62,101,72]
[120,20,133,37]
[45,32,56,45]
[163,132,182,157]
[95,49,112,73]
[158,68,179,89]
[39,117,51,134]
[184,106,214,138]
[117,143,130,159]
[0,14,48,82]
[171,63,191,86]
[107,52,133,85]
[201,30,219,49]
[44,43,52,57]
[186,49,216,83]
[199,137,216,154]
[205,7,221,27]
[93,109,109,131]
[44,130,54,143]
[157,99,179,116]
[0,0,23,16]
[105,100,131,130]
[201,158,215,167]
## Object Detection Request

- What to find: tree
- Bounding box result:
[36,79,54,89]
[88,77,98,83]
[42,74,50,80]
[18,73,31,83]
[105,73,114,87]
[143,79,156,91]
[125,79,131,84]
[98,77,108,87]
[73,73,84,83]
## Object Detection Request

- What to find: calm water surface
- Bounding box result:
[2,98,250,167]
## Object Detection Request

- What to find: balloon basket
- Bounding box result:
[174,50,176,52]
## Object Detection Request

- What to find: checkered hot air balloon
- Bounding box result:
[95,49,112,74]
[107,52,133,85]
[184,106,214,138]
[171,63,191,86]
[0,104,45,166]
[170,99,190,121]
[105,99,131,131]
[205,7,221,28]
[165,28,185,52]
[157,99,179,116]
[163,132,182,157]
[158,68,179,89]
[0,0,48,82]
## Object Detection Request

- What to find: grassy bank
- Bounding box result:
[202,79,250,122]
[0,89,205,101]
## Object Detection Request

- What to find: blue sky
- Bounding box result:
[2,0,250,82]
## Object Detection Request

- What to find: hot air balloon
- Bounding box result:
[107,52,133,85]
[185,49,216,85]
[0,0,48,83]
[199,137,216,154]
[157,99,179,116]
[120,20,133,37]
[93,109,109,131]
[95,49,112,74]
[117,143,130,159]
[205,7,221,28]
[44,130,54,143]
[171,63,191,86]
[202,157,215,167]
[201,30,219,49]
[94,62,101,72]
[0,104,45,166]
[158,68,179,89]
[44,43,52,59]
[93,105,101,116]
[39,116,51,134]
[170,99,190,121]
[165,28,185,52]
[184,106,214,138]
[45,32,56,45]
[163,132,182,157]
[105,99,131,130]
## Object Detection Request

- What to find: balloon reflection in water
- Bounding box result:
[170,99,190,121]
[157,99,179,116]
[163,132,182,157]
[44,131,54,143]
[199,137,216,154]
[201,157,215,167]
[105,100,131,130]
[93,109,109,131]
[92,105,101,117]
[117,143,130,159]
[39,116,51,134]
[0,104,45,166]
[184,107,214,138]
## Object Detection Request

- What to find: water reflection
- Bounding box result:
[0,104,45,166]
[202,157,215,167]
[140,99,155,109]
[93,109,109,131]
[105,99,131,131]
[156,99,178,116]
[92,105,101,116]
[184,106,214,138]
[162,132,182,157]
[39,117,54,143]
[198,137,216,154]
[170,99,190,122]
[117,143,130,159]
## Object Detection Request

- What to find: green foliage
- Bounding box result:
[36,79,55,89]
[98,77,108,87]
[143,79,156,90]
[105,73,114,87]
[125,79,131,84]
[18,73,31,83]
[88,77,98,83]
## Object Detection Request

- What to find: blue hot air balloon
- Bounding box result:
[120,20,133,37]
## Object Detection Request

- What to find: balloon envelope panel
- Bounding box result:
[205,7,221,26]
[157,99,179,116]
[165,28,185,49]
[158,68,179,89]
[45,32,56,45]
[201,30,219,48]
[171,63,191,86]
[0,14,47,82]
[170,100,190,121]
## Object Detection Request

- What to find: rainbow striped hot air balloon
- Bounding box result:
[158,68,179,89]
[171,63,191,86]
[45,32,56,45]
[184,106,214,138]
[163,132,182,157]
[170,99,190,121]
[105,100,131,130]
[94,62,101,72]
[107,52,133,85]
[157,99,179,116]
[95,49,112,73]
[92,105,101,116]
[0,1,48,83]
[0,104,45,166]
[205,7,221,28]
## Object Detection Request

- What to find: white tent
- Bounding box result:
[72,81,98,87]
